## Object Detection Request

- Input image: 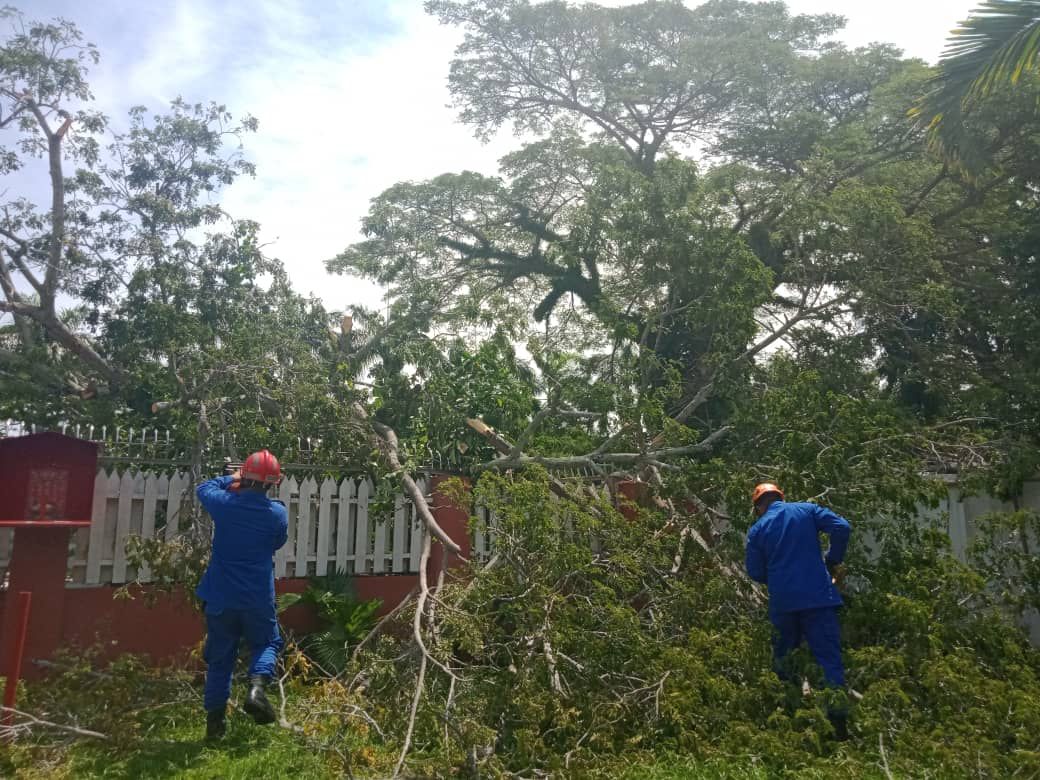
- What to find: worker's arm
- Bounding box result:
[745,526,768,584]
[812,505,851,566]
[196,475,237,513]
[271,501,289,552]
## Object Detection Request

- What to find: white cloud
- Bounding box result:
[213,2,516,311]
[784,0,973,59]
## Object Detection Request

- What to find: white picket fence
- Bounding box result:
[3,469,1038,597]
[0,470,499,587]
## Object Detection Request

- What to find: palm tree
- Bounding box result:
[911,1,1040,166]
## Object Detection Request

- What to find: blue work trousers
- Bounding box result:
[203,608,284,712]
[770,606,845,688]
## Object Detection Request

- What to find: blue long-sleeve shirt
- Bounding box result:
[195,476,289,614]
[745,500,851,615]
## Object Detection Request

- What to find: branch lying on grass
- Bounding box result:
[0,706,109,741]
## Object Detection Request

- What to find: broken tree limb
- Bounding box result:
[358,403,462,557]
[472,418,761,604]
[474,424,732,472]
[0,706,109,741]
[467,417,591,502]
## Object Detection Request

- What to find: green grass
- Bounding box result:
[4,701,341,780]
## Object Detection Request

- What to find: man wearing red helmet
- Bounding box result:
[745,482,851,739]
[195,449,289,740]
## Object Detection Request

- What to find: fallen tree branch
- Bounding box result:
[476,426,732,472]
[0,706,109,741]
[468,417,592,501]
[356,403,462,557]
[394,539,430,778]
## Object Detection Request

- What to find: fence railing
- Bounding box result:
[0,469,501,587]
[4,466,1038,597]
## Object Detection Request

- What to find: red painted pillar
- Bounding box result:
[2,591,32,726]
[615,480,648,520]
[427,474,472,580]
[0,528,70,679]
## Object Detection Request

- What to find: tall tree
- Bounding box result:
[332,0,1038,491]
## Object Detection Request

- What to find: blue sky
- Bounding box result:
[11,0,978,313]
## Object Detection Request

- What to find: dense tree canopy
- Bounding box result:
[326,0,1040,503]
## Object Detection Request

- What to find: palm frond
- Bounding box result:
[945,0,1040,102]
[911,1,1040,167]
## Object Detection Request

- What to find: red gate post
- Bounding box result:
[428,474,472,581]
[0,432,98,679]
[1,591,32,728]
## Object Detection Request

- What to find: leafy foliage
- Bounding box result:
[343,469,1040,777]
[277,572,382,675]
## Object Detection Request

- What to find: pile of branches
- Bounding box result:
[296,451,1040,778]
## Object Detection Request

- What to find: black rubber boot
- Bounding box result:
[243,675,277,725]
[828,709,849,741]
[206,708,226,740]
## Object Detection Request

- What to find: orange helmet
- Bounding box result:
[241,449,283,485]
[751,482,784,505]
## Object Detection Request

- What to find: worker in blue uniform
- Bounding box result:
[745,482,851,739]
[196,449,288,740]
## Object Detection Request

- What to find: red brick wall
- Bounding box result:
[0,575,419,673]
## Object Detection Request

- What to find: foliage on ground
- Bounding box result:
[6,468,1040,779]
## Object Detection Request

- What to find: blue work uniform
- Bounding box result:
[196,476,289,713]
[745,501,851,687]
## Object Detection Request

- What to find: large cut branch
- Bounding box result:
[661,292,853,437]
[354,403,463,557]
[474,421,731,473]
[0,299,123,385]
[467,417,759,601]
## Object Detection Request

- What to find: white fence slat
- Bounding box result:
[0,527,12,570]
[275,477,294,578]
[474,505,487,561]
[410,478,425,572]
[84,470,109,584]
[357,478,371,574]
[295,477,316,577]
[392,494,406,573]
[165,472,188,542]
[138,473,160,582]
[111,471,137,583]
[335,478,355,574]
[372,481,387,574]
[86,471,118,584]
[316,477,336,576]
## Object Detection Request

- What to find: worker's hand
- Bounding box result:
[828,562,847,591]
[228,469,242,492]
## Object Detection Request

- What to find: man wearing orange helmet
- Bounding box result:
[195,449,289,740]
[745,482,851,739]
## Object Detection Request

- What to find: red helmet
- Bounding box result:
[751,482,784,505]
[241,449,282,485]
